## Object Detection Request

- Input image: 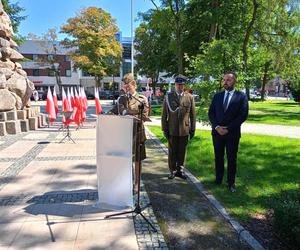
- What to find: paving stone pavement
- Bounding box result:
[0,115,167,250]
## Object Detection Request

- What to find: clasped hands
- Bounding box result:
[215,126,228,136]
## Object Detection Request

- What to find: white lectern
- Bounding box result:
[96,115,134,208]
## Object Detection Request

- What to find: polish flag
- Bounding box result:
[70,87,75,109]
[79,87,86,123]
[95,87,102,114]
[67,87,72,111]
[52,88,59,115]
[62,87,71,112]
[73,87,82,126]
[82,87,88,111]
[46,87,56,122]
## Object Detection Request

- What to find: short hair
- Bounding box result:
[224,71,237,80]
[122,73,136,87]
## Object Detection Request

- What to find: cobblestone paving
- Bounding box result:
[0,191,98,206]
[36,156,96,161]
[134,185,169,250]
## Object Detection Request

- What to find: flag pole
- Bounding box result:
[131,0,134,75]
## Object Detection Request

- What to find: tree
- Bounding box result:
[26,28,63,94]
[2,0,26,43]
[135,9,175,99]
[61,7,122,87]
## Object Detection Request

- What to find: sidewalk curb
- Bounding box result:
[146,128,265,250]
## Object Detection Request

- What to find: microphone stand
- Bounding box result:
[105,93,157,232]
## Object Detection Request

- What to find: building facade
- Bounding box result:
[18,33,133,98]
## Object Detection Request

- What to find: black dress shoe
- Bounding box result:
[168,172,176,179]
[228,185,236,193]
[175,171,187,180]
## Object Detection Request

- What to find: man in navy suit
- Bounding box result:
[208,72,248,192]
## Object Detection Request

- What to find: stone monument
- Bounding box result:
[0,0,34,112]
[0,1,45,136]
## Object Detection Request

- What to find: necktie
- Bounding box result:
[223,92,229,111]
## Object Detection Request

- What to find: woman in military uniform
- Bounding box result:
[110,73,149,193]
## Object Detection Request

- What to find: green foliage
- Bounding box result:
[135,9,175,84]
[2,0,26,44]
[271,190,300,248]
[61,7,122,83]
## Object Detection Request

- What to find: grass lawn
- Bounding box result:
[247,100,300,126]
[147,125,300,222]
[150,100,300,126]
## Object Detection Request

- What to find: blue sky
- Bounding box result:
[12,0,157,39]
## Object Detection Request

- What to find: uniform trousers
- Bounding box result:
[168,135,189,173]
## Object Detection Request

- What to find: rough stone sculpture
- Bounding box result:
[0,0,34,112]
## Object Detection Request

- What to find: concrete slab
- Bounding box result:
[0,112,7,122]
[5,120,21,134]
[0,162,11,173]
[39,140,96,157]
[23,133,50,140]
[6,110,17,121]
[0,121,6,136]
[20,120,29,132]
[9,220,80,249]
[74,235,138,250]
[17,110,27,120]
[28,117,38,130]
[0,141,37,159]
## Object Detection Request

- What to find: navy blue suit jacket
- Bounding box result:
[208,90,249,137]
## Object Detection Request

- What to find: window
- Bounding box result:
[33,69,39,76]
[82,70,94,77]
[32,54,38,61]
[48,54,54,61]
[48,69,55,77]
[65,69,72,77]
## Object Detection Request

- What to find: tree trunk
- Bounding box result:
[242,0,258,99]
[208,0,219,42]
[168,0,184,74]
[261,61,270,101]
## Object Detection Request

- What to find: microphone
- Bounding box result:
[126,93,132,100]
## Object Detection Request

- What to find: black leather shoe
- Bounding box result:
[168,172,176,179]
[228,185,236,193]
[175,171,187,180]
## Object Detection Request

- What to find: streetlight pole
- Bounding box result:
[131,0,134,75]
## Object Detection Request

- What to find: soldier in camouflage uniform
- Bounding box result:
[161,75,196,179]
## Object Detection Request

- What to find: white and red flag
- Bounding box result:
[46,87,56,123]
[73,87,82,126]
[62,87,72,125]
[70,87,75,109]
[79,87,86,123]
[52,88,59,115]
[95,87,102,114]
[62,87,71,112]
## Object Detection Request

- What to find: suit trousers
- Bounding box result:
[212,133,240,186]
[168,135,189,173]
